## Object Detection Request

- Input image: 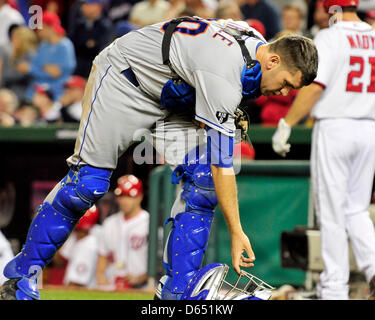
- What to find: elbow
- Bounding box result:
[308,82,324,98]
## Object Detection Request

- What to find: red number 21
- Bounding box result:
[346,56,375,92]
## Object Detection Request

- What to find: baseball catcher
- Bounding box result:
[1,16,317,300]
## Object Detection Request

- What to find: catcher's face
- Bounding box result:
[259,53,303,96]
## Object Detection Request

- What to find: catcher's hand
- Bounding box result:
[272,118,291,157]
[234,107,252,145]
[231,231,255,275]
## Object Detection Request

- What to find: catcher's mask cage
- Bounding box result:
[180,263,274,300]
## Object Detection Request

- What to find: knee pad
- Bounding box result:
[52,165,111,219]
[171,145,218,214]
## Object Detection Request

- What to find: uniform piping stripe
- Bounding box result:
[255,41,264,52]
[195,114,234,134]
[77,64,112,164]
[313,81,326,89]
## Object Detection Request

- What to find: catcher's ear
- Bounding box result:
[265,54,281,70]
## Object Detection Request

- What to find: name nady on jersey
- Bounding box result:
[347,34,375,50]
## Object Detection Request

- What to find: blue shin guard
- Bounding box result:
[2,165,111,300]
[161,211,214,299]
[161,145,218,300]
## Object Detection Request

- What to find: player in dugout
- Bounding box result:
[96,175,149,290]
[0,14,317,300]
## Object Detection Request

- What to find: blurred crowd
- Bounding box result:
[0,0,375,128]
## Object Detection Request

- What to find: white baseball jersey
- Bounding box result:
[60,225,101,288]
[0,231,14,286]
[309,20,375,300]
[99,210,149,280]
[114,19,266,137]
[312,21,375,119]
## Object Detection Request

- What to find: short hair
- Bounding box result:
[342,6,357,12]
[268,35,318,86]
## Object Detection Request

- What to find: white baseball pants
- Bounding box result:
[311,118,375,300]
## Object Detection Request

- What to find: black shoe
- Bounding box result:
[0,278,20,300]
[369,276,375,300]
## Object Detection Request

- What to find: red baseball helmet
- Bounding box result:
[323,0,358,12]
[76,205,99,231]
[114,175,143,197]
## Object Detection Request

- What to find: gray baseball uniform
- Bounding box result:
[66,19,266,169]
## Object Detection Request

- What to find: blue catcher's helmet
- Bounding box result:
[180,263,274,300]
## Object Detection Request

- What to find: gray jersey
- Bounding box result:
[112,19,266,137]
[67,19,265,169]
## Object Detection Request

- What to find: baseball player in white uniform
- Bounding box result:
[1,16,318,300]
[59,206,101,289]
[96,175,149,290]
[272,0,375,300]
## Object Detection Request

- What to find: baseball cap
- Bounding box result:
[42,11,61,26]
[64,76,87,90]
[323,0,358,12]
[114,175,143,197]
[76,205,100,231]
[42,12,66,36]
[35,84,54,101]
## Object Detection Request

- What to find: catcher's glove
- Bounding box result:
[235,107,253,146]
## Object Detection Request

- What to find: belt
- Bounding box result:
[122,67,139,87]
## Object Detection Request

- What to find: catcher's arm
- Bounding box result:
[211,165,255,275]
[204,124,255,275]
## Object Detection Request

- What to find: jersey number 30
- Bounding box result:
[161,20,209,36]
[346,56,375,92]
